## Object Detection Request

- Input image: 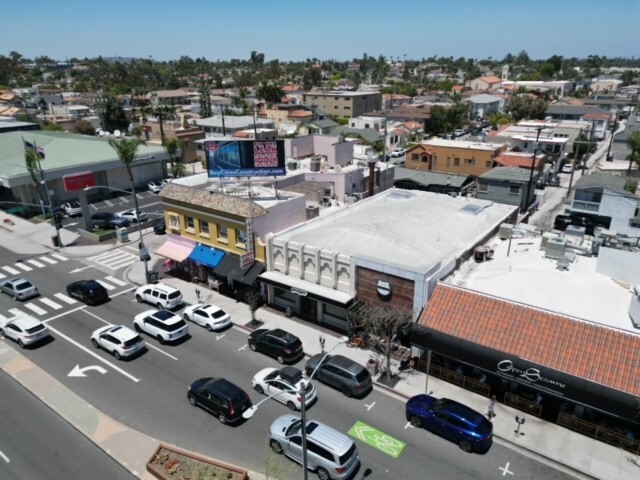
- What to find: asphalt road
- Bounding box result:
[0,369,136,480]
[0,246,579,480]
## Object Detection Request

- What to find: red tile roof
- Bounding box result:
[418,284,640,397]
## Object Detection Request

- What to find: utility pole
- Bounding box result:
[524,126,545,212]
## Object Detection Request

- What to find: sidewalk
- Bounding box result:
[1,193,639,479]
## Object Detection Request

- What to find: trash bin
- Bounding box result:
[51,234,61,248]
[366,358,379,376]
[146,270,158,284]
[117,227,129,243]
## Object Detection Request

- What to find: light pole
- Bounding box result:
[243,336,349,480]
[84,185,151,281]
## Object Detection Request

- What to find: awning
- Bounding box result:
[188,244,225,269]
[213,255,237,277]
[259,270,354,307]
[213,255,265,286]
[155,234,197,262]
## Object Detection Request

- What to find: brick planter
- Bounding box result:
[146,444,249,480]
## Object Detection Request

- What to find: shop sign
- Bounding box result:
[291,287,308,297]
[496,359,566,391]
[377,280,392,299]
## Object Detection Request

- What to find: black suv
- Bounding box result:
[187,377,252,425]
[66,280,109,306]
[305,354,372,398]
[90,212,130,229]
[248,328,304,364]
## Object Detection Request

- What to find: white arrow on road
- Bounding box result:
[68,365,108,377]
[69,266,93,274]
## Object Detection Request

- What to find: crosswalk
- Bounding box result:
[0,253,68,280]
[88,250,139,271]
[0,275,130,322]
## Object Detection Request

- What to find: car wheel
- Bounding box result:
[276,355,285,364]
[316,467,330,480]
[254,384,264,395]
[13,293,18,300]
[217,414,228,425]
[306,368,314,377]
[459,439,473,453]
[93,223,101,229]
[157,335,165,345]
[249,342,257,352]
[134,323,142,333]
[206,324,213,332]
[286,401,297,411]
[269,440,283,454]
[341,386,353,398]
[18,339,25,349]
[156,302,163,309]
[0,328,5,338]
[409,416,422,428]
[188,395,197,407]
[91,339,99,348]
[183,313,190,321]
[113,351,121,360]
[136,294,143,303]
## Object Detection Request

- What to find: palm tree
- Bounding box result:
[143,99,176,144]
[626,131,640,174]
[163,137,180,178]
[255,81,285,107]
[24,150,44,215]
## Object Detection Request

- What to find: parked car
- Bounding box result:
[66,280,109,306]
[187,377,252,425]
[120,209,149,223]
[182,303,232,331]
[0,277,38,300]
[390,148,405,158]
[0,316,50,348]
[89,212,130,230]
[561,163,573,173]
[61,200,82,217]
[547,175,561,187]
[135,283,183,310]
[147,181,163,193]
[454,129,465,137]
[153,219,166,235]
[405,394,493,453]
[305,354,372,398]
[133,309,189,345]
[248,328,304,364]
[90,325,145,360]
[252,366,317,411]
[268,414,360,480]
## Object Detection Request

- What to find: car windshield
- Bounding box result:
[168,291,181,299]
[25,324,45,334]
[286,418,303,436]
[211,310,226,319]
[155,310,175,321]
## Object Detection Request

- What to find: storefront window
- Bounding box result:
[275,287,297,302]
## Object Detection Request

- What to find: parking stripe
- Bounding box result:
[23,304,48,315]
[14,263,33,272]
[105,276,127,286]
[1,266,20,275]
[53,293,77,304]
[50,254,68,262]
[39,298,63,310]
[96,280,115,291]
[26,259,46,268]
[39,256,57,264]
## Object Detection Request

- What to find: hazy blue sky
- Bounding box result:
[2,0,638,62]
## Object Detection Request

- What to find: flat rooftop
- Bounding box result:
[425,138,505,151]
[448,233,637,334]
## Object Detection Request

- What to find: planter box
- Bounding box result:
[147,444,249,480]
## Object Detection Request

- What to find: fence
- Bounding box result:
[504,392,542,417]
[415,360,490,397]
[557,412,640,455]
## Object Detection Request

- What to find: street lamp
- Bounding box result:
[243,335,349,480]
[83,185,151,281]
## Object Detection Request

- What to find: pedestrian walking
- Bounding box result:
[487,395,497,420]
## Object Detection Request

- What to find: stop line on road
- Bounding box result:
[88,250,139,270]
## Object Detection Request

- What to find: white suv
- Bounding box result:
[135,283,183,310]
[133,309,189,345]
[90,325,145,360]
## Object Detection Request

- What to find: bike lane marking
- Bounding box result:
[348,420,406,458]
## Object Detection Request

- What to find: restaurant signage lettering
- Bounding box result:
[291,287,308,297]
[497,359,566,391]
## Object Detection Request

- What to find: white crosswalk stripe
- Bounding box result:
[39,256,57,265]
[26,259,46,268]
[89,250,138,270]
[23,304,47,315]
[51,254,68,262]
[96,280,116,291]
[54,293,77,304]
[105,275,128,287]
[0,312,8,322]
[2,266,20,275]
[15,263,33,272]
[39,298,63,310]
[8,308,25,317]
[0,273,5,280]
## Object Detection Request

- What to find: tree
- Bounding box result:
[143,101,176,144]
[73,120,96,135]
[198,80,212,119]
[163,137,180,178]
[96,94,129,133]
[349,302,413,382]
[626,131,640,173]
[42,123,64,131]
[107,137,145,192]
[24,150,44,213]
[256,81,285,107]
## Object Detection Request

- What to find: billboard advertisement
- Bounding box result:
[205,140,286,178]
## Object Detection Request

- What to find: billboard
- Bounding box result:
[205,140,286,178]
[63,171,96,192]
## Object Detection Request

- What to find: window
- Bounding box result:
[453,158,460,167]
[478,182,488,193]
[186,216,195,231]
[629,218,640,229]
[200,221,209,236]
[464,158,475,166]
[412,153,419,161]
[218,225,228,240]
[509,185,520,195]
[237,228,247,244]
[421,155,429,163]
[485,161,492,168]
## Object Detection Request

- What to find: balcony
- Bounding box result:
[570,200,600,214]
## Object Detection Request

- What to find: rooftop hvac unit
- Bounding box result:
[287,160,297,171]
[310,157,322,172]
[306,204,320,219]
[498,223,513,240]
[545,237,567,259]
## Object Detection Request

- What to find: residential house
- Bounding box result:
[494,151,547,184]
[304,118,339,135]
[476,166,539,211]
[405,140,507,177]
[464,93,504,118]
[545,104,610,122]
[564,172,640,236]
[302,90,382,118]
[580,113,610,140]
[468,75,502,91]
[590,79,623,94]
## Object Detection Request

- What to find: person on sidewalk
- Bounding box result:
[487,395,497,420]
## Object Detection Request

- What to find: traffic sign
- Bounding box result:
[348,421,406,458]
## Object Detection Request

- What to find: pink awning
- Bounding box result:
[155,234,196,262]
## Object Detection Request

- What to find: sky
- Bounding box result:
[2,0,639,63]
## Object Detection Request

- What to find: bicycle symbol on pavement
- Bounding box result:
[348,421,406,458]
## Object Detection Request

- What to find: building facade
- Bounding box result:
[302,91,382,118]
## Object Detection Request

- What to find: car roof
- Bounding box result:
[7,316,43,329]
[203,378,247,399]
[326,355,364,373]
[105,325,138,340]
[70,279,103,289]
[146,283,179,293]
[150,309,180,323]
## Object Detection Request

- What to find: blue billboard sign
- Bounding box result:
[205,140,286,178]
